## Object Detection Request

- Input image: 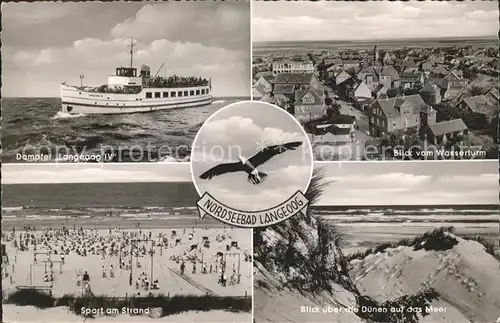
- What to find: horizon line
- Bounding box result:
[253,35,499,44]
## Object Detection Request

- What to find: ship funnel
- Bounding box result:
[140,65,151,86]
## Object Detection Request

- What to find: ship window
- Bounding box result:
[178,91,183,97]
[155,92,161,98]
[201,89,205,95]
[196,90,200,95]
[146,92,152,99]
[171,92,176,97]
[184,91,188,96]
[163,92,169,98]
[190,90,194,96]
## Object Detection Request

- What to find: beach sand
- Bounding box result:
[349,235,500,323]
[2,305,251,323]
[2,218,252,322]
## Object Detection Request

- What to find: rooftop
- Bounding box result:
[428,119,468,136]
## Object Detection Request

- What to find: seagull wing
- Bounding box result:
[199,162,245,180]
[248,141,303,167]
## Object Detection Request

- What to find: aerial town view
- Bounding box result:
[252,1,499,161]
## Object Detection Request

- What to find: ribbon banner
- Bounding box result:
[196,190,310,228]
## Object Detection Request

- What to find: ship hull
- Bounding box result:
[60,84,213,114]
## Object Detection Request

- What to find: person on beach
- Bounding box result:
[110,265,114,278]
[180,261,185,275]
[61,254,65,265]
[192,262,196,274]
[83,271,90,282]
[203,263,207,274]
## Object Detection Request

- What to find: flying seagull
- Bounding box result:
[199,141,303,185]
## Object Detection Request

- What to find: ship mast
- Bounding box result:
[129,38,135,67]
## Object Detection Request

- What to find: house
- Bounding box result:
[379,66,400,88]
[425,119,468,145]
[331,69,351,86]
[399,72,424,89]
[400,61,419,74]
[348,80,372,103]
[431,65,448,76]
[254,71,274,81]
[485,88,499,104]
[372,84,388,98]
[273,84,296,106]
[368,94,436,137]
[420,78,448,105]
[357,67,379,91]
[273,73,322,91]
[342,60,361,71]
[293,88,326,122]
[420,61,433,72]
[272,59,315,74]
[253,84,267,100]
[324,57,343,66]
[459,95,498,120]
[444,70,467,88]
[308,116,356,144]
[383,52,397,65]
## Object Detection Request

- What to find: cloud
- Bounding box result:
[110,2,249,50]
[199,116,304,150]
[252,1,499,42]
[1,2,250,97]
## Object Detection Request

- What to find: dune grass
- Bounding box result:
[357,288,440,323]
[462,235,498,259]
[4,289,251,317]
[346,226,459,262]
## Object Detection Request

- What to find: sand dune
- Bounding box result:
[254,263,363,323]
[349,235,500,323]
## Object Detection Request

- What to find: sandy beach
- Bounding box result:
[2,216,252,322]
[2,223,252,298]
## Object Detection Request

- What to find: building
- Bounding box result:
[399,72,424,89]
[485,88,499,104]
[273,73,322,91]
[342,60,361,71]
[330,69,351,86]
[307,116,356,144]
[368,94,436,137]
[357,67,379,91]
[383,52,397,65]
[420,78,448,105]
[379,66,400,88]
[372,84,388,98]
[272,59,315,74]
[293,88,326,122]
[425,119,468,145]
[459,95,498,120]
[252,74,274,100]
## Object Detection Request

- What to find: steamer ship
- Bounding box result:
[60,39,213,114]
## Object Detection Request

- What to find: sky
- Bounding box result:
[191,102,314,211]
[317,160,498,206]
[3,160,497,206]
[1,2,251,97]
[252,1,499,42]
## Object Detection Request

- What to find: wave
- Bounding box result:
[52,111,86,120]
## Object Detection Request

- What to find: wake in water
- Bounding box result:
[52,111,86,119]
[212,100,225,104]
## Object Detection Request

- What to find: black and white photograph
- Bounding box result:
[254,160,499,323]
[1,163,252,322]
[191,101,313,211]
[2,1,251,163]
[252,1,499,161]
